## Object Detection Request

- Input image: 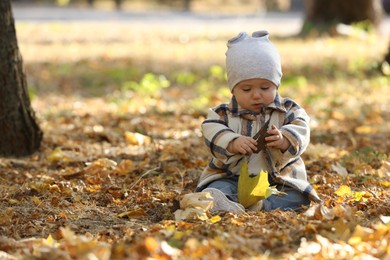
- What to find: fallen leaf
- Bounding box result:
[117,208,148,219]
[334,185,352,197]
[331,162,348,178]
[174,208,209,221]
[380,215,390,226]
[354,125,376,134]
[114,160,135,175]
[174,192,214,221]
[208,215,221,223]
[348,225,373,245]
[85,158,117,169]
[179,192,213,211]
[304,204,335,220]
[125,131,151,145]
[47,147,66,162]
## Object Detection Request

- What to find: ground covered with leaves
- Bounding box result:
[0,21,389,259]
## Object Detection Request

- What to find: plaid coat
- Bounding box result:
[197,93,322,203]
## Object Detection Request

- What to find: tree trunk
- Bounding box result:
[302,0,383,35]
[382,42,390,75]
[183,0,191,11]
[0,0,43,157]
[385,44,390,64]
[114,0,122,10]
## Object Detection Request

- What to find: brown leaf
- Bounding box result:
[117,208,148,219]
[253,118,271,153]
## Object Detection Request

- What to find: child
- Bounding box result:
[196,30,321,213]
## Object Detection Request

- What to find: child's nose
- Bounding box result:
[253,89,262,98]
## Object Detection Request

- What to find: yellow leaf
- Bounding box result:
[125,131,151,145]
[209,215,221,223]
[381,181,390,188]
[354,125,376,134]
[44,234,58,247]
[47,147,65,162]
[238,158,270,208]
[334,185,351,197]
[265,185,283,198]
[352,191,367,202]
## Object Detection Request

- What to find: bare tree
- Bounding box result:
[0,0,43,157]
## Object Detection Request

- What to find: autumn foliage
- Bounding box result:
[0,22,389,259]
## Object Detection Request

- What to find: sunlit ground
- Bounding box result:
[17,21,390,138]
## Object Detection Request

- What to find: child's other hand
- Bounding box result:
[265,125,290,152]
[227,136,258,155]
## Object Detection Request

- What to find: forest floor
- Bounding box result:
[0,13,390,259]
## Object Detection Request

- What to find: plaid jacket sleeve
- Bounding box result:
[279,99,310,159]
[201,107,243,164]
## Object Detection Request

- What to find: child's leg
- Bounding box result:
[202,176,245,213]
[204,176,239,202]
[263,185,310,212]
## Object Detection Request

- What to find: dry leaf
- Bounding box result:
[47,147,66,162]
[380,215,390,226]
[334,185,352,197]
[354,125,377,134]
[306,143,338,159]
[125,131,151,145]
[174,208,209,221]
[118,208,148,219]
[304,204,335,220]
[174,192,214,221]
[114,160,135,175]
[331,162,348,178]
[253,119,271,153]
[179,192,213,211]
[208,215,221,223]
[86,158,117,169]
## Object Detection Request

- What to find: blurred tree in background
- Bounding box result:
[302,0,384,35]
[0,0,43,157]
[301,0,389,74]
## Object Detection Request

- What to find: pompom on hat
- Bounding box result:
[225,30,282,92]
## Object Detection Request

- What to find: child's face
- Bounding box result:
[233,78,277,114]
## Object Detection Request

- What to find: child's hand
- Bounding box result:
[227,136,258,155]
[265,125,290,152]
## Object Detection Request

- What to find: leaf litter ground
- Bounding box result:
[0,22,390,259]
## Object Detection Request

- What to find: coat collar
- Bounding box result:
[228,93,286,120]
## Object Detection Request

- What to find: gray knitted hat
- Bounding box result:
[226,30,282,91]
